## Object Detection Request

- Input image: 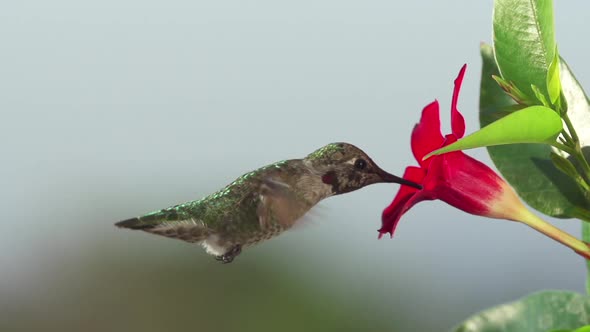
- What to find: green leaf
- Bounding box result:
[493,0,555,102]
[532,84,551,107]
[551,326,590,332]
[479,43,587,218]
[454,291,590,332]
[547,47,562,106]
[549,153,590,202]
[560,59,590,147]
[554,60,590,216]
[550,152,584,184]
[425,105,561,159]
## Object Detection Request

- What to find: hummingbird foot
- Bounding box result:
[215,244,242,264]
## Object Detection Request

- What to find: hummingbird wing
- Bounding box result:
[256,177,311,230]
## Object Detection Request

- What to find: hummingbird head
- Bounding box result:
[304,142,422,195]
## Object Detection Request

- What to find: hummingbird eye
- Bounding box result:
[354,158,367,170]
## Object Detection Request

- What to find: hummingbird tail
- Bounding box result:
[116,216,212,243]
[115,217,154,230]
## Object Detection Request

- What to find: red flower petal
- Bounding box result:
[451,64,467,138]
[379,166,428,238]
[424,145,503,216]
[411,101,444,168]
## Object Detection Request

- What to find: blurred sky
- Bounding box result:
[1,1,589,331]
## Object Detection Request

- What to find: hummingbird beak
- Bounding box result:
[376,168,423,190]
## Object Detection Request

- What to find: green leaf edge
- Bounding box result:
[425,105,561,159]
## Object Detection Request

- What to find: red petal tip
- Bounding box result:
[451,65,467,138]
[377,231,393,240]
[411,100,444,167]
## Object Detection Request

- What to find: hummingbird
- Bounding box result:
[115,142,421,263]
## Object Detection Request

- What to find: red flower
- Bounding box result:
[379,64,590,259]
[380,64,520,237]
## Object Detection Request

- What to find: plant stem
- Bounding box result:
[551,142,577,156]
[517,208,590,260]
[563,112,580,143]
[584,223,590,295]
[561,130,574,145]
[577,177,590,193]
[574,153,590,183]
[556,113,590,188]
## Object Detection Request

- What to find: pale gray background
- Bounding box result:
[1,1,589,331]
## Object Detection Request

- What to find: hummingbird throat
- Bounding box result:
[321,171,340,194]
[321,171,336,185]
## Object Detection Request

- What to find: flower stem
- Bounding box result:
[563,113,580,144]
[517,208,590,260]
